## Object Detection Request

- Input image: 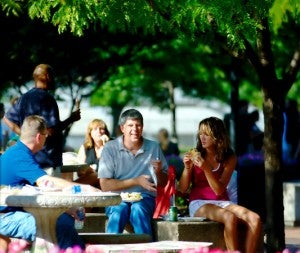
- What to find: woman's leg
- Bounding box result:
[225,204,262,253]
[194,204,239,251]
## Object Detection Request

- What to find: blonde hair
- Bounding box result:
[84,119,110,149]
[196,117,233,162]
[20,115,47,142]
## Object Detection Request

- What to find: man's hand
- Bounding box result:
[70,109,81,122]
[137,175,157,192]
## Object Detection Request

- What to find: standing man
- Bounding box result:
[3,64,80,175]
[0,115,100,251]
[98,109,168,237]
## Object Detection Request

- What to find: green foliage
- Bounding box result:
[90,63,145,107]
[0,0,22,16]
[27,0,100,36]
[270,0,300,33]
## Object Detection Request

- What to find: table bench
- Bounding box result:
[81,213,264,252]
[283,181,300,226]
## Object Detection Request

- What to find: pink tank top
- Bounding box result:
[189,163,229,202]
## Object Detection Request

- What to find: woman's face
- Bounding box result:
[90,125,106,141]
[199,125,214,149]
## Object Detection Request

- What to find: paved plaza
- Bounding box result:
[285,226,300,252]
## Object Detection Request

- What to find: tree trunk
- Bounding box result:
[168,82,178,143]
[163,80,178,142]
[263,96,286,253]
[111,104,124,138]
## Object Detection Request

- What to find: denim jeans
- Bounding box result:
[0,211,85,250]
[105,195,155,237]
[56,212,85,250]
[0,211,36,242]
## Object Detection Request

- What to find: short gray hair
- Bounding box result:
[119,109,143,126]
[20,115,47,141]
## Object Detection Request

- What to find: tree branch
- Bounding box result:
[283,41,300,91]
[255,18,277,84]
[145,0,171,21]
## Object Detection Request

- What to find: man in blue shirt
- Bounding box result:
[3,64,81,174]
[0,115,99,251]
[98,109,168,238]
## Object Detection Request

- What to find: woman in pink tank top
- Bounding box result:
[178,117,262,253]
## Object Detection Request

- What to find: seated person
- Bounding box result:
[178,117,261,253]
[78,118,110,171]
[0,115,100,251]
[98,109,168,238]
[73,119,111,188]
[157,128,180,157]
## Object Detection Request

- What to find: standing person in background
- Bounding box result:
[98,109,168,238]
[3,64,81,176]
[0,115,100,251]
[178,117,261,253]
[224,99,253,156]
[282,99,300,163]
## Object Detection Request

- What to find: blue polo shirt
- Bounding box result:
[98,136,168,197]
[0,140,46,212]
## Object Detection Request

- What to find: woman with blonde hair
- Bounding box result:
[178,117,262,253]
[78,119,110,171]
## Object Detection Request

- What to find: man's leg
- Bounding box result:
[130,196,155,236]
[0,211,36,242]
[105,202,130,233]
[56,213,85,250]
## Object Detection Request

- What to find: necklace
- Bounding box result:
[211,163,221,172]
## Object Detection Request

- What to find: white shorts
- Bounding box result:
[189,199,233,217]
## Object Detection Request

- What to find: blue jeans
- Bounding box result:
[105,195,155,237]
[0,211,85,250]
[0,211,36,242]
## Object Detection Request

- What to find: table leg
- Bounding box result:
[24,207,67,252]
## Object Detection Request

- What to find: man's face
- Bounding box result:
[120,118,143,144]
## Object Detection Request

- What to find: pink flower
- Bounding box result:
[8,239,29,253]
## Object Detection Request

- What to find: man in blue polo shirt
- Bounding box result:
[0,115,99,251]
[98,109,168,238]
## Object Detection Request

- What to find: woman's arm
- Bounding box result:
[177,153,193,193]
[202,154,237,196]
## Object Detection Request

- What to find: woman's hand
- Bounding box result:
[183,152,193,170]
[192,154,205,169]
[100,134,109,145]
